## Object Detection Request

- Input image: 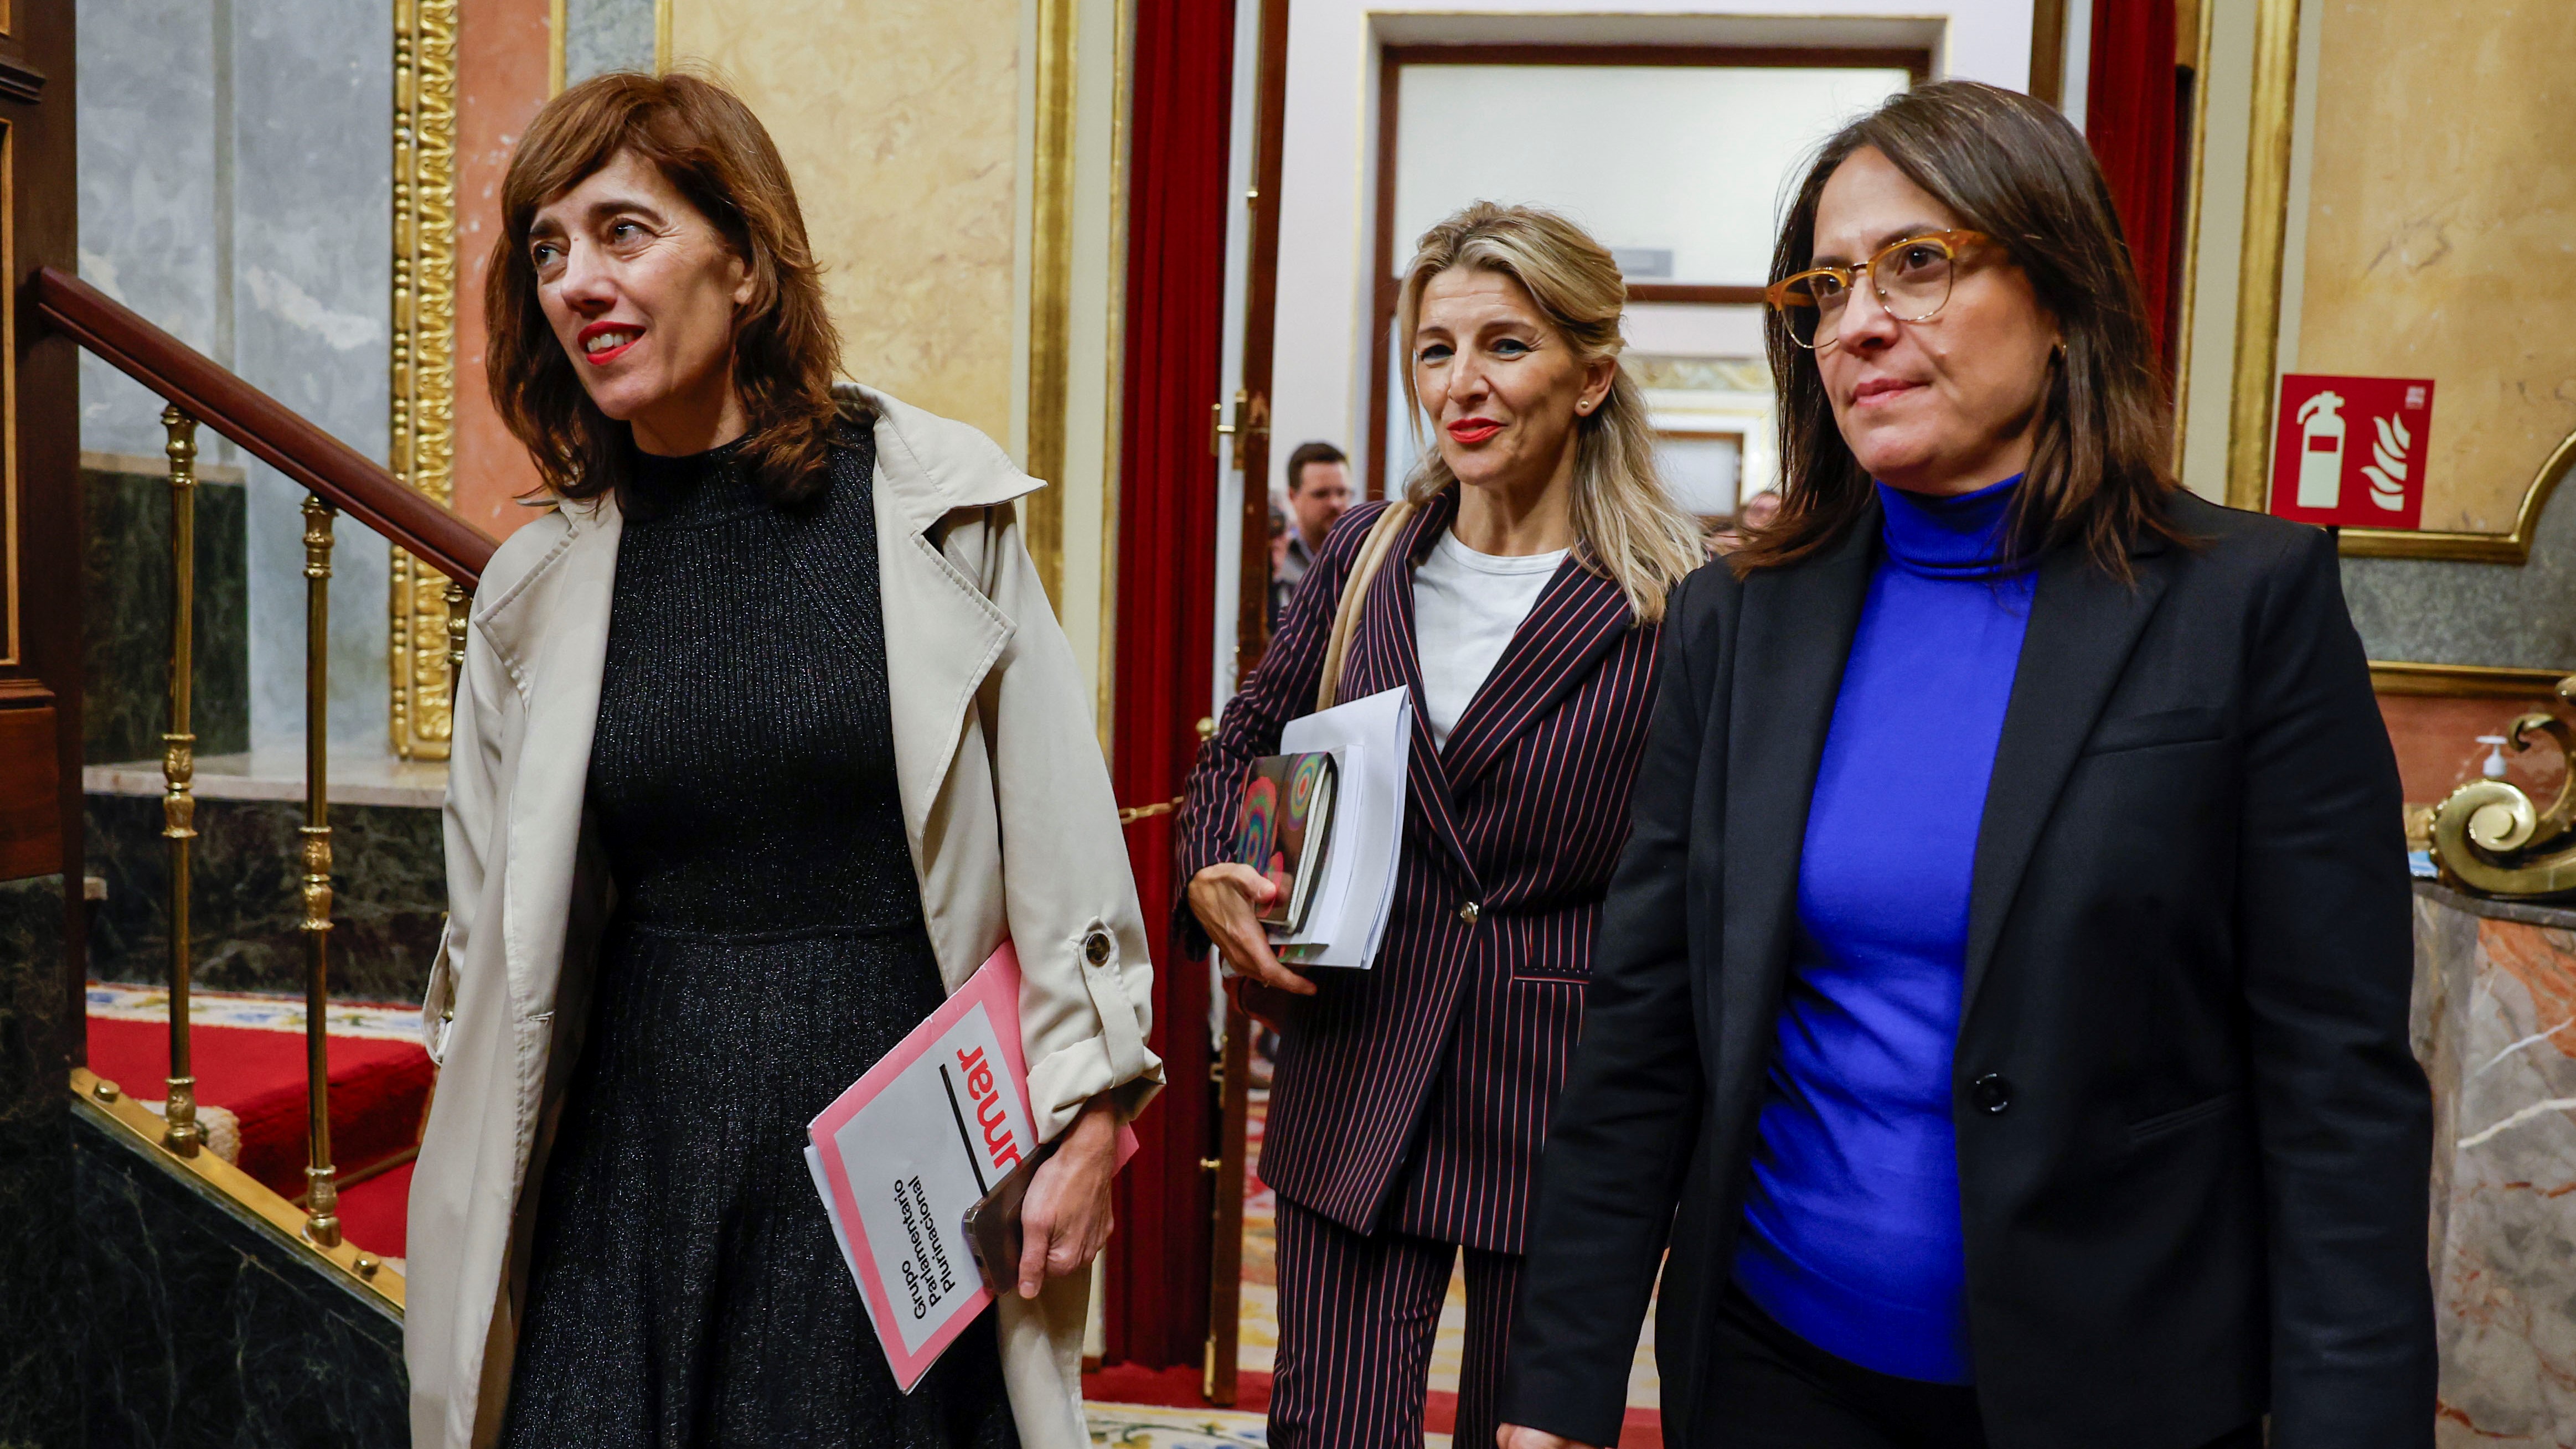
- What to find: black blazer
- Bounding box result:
[1503,492,2434,1449]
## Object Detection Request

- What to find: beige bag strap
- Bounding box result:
[1315,498,1417,712]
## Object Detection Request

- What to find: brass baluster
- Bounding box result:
[159,406,202,1157]
[300,494,342,1248]
[445,580,468,708]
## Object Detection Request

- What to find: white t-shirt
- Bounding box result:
[1411,530,1569,747]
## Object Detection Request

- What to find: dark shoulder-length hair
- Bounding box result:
[1732,80,2181,577]
[484,70,846,506]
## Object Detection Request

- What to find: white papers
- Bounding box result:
[1272,685,1411,970]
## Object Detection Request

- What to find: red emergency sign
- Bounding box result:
[2269,374,2433,530]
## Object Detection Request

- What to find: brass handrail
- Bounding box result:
[38,284,488,1306]
[34,266,495,587]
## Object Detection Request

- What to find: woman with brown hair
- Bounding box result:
[1502,82,2433,1449]
[406,72,1159,1449]
[1177,201,1702,1448]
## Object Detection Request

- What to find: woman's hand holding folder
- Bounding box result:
[1011,1095,1123,1299]
[1189,863,1319,1032]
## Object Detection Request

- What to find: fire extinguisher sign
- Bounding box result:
[2269,374,2434,530]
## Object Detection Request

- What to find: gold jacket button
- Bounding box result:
[1458,901,1480,925]
[1084,929,1113,966]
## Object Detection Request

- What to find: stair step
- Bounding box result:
[86,1011,432,1201]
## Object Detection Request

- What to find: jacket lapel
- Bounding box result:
[1721,518,1875,1021]
[1439,558,1634,795]
[473,496,623,1018]
[1960,540,2174,1017]
[859,387,1036,865]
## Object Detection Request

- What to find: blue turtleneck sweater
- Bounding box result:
[1732,474,2035,1384]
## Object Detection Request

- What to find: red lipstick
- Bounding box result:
[577,320,642,367]
[1447,418,1503,445]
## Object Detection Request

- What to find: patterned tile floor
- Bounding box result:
[1083,1404,1282,1447]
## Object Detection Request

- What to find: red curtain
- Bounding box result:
[1102,0,1235,1369]
[2084,0,2181,369]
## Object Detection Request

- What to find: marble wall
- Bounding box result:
[85,795,445,1005]
[2295,0,2576,537]
[0,875,79,1449]
[2341,474,2576,669]
[2411,884,2576,1446]
[668,0,1024,449]
[82,463,251,766]
[563,0,656,84]
[78,0,397,757]
[73,1106,409,1446]
[74,0,220,460]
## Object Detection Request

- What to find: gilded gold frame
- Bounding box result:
[2337,433,2576,564]
[2169,0,2214,474]
[2226,0,2576,558]
[2222,0,2300,514]
[389,0,460,762]
[1023,0,1078,607]
[2369,661,2572,698]
[1094,0,1134,746]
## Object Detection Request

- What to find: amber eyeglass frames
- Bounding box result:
[1764,229,1990,351]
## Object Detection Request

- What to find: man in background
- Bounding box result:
[1273,441,1352,623]
[1707,488,1781,556]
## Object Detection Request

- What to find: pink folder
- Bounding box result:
[803,941,1134,1391]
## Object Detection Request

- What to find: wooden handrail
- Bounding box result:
[33,266,496,586]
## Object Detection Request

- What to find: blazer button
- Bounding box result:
[1458,901,1480,925]
[1970,1073,2015,1115]
[1083,929,1113,966]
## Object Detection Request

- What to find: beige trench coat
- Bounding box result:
[405,386,1161,1448]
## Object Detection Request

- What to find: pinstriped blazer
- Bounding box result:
[1176,489,1664,1254]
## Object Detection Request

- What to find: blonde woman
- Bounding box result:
[1176,201,1702,1448]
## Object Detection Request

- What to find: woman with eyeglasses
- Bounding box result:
[1498,82,2433,1449]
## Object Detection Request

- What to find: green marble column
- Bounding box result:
[0,873,79,1448]
[81,462,248,766]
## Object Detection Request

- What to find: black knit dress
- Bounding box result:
[499,432,1018,1448]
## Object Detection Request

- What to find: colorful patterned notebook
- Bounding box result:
[1232,751,1339,932]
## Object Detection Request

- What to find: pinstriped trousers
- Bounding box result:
[1271,1199,1520,1449]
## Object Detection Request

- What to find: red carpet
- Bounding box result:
[86,1016,433,1202]
[1079,1363,1663,1445]
[334,1160,413,1260]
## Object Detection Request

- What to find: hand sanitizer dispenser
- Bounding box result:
[2477,734,2510,780]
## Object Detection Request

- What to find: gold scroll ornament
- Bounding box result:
[390,0,459,760]
[2430,675,2576,898]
